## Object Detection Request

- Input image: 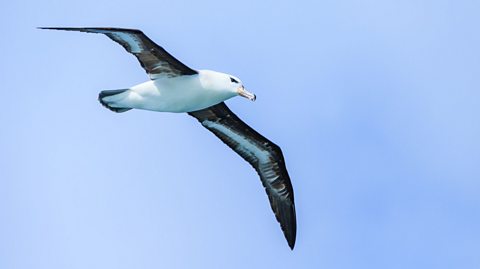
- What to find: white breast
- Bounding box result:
[116,72,235,113]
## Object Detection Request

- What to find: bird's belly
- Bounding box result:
[125,80,228,113]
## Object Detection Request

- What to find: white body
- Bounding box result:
[103,70,239,113]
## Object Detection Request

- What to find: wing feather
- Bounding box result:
[40,27,197,79]
[189,103,296,249]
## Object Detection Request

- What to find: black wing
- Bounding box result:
[40,27,197,79]
[189,102,296,249]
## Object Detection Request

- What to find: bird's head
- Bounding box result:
[200,70,256,102]
[227,75,256,101]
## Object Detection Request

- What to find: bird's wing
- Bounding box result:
[40,27,197,79]
[188,102,296,249]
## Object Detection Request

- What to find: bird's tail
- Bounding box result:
[98,89,132,113]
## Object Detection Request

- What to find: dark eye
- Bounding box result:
[230,77,238,83]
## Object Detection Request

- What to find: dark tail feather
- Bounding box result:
[98,89,132,113]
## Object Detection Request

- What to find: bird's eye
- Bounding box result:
[230,77,239,83]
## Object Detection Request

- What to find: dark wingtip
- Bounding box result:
[288,236,296,250]
[37,27,143,33]
[37,27,76,31]
[286,225,296,250]
[37,27,77,32]
[280,200,296,250]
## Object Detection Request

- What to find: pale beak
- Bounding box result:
[237,86,256,101]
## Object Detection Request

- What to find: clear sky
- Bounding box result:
[1,0,479,268]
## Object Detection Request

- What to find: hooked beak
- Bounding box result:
[237,86,256,101]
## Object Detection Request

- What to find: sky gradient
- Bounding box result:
[1,0,479,268]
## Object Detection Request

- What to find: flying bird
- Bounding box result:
[40,27,296,249]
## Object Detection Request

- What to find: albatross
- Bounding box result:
[40,27,297,249]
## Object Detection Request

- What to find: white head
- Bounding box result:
[199,70,256,101]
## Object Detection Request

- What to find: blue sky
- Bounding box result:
[1,0,479,268]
